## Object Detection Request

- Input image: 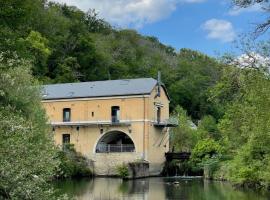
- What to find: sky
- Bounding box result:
[52,0,268,56]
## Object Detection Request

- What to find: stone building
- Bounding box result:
[42,78,177,176]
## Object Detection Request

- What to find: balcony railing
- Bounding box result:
[49,119,131,127]
[153,117,179,127]
[96,144,135,153]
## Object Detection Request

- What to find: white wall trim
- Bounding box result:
[49,119,159,125]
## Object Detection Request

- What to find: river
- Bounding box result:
[54,177,270,200]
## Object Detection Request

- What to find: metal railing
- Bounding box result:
[166,117,179,126]
[154,117,179,127]
[96,144,135,153]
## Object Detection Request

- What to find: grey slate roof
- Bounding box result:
[42,78,160,100]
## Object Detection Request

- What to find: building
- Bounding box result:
[42,78,177,176]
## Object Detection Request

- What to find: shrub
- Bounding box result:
[116,164,129,178]
[55,144,92,179]
[191,138,223,164]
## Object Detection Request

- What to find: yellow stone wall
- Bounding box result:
[42,85,170,175]
[147,86,170,174]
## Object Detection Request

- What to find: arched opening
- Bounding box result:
[96,131,135,153]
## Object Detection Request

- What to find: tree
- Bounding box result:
[0,0,45,30]
[25,31,51,77]
[215,65,270,188]
[170,106,198,152]
[169,49,223,120]
[197,115,220,141]
[232,0,270,35]
[0,56,59,199]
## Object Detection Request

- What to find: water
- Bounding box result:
[54,177,270,200]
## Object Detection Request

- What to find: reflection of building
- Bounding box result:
[42,78,177,175]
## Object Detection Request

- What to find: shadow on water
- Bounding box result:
[54,177,270,200]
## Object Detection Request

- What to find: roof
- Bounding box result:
[42,78,168,100]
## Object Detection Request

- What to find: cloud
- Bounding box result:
[51,0,206,28]
[183,0,206,2]
[202,19,236,43]
[228,4,263,16]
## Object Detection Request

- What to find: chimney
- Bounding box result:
[157,71,161,97]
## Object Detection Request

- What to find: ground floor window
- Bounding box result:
[62,134,70,150]
[62,134,70,144]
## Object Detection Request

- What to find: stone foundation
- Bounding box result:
[89,153,167,177]
[128,161,149,178]
[90,152,142,176]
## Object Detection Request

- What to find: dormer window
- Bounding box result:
[63,108,71,122]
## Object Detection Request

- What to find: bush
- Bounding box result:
[55,144,92,179]
[116,164,129,178]
[191,138,223,164]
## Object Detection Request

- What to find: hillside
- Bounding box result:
[0,0,224,120]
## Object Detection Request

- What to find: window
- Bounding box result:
[111,106,120,123]
[62,134,70,150]
[62,134,70,144]
[92,112,94,117]
[63,108,71,122]
[157,107,161,123]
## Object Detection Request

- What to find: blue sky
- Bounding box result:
[139,0,267,56]
[53,0,268,56]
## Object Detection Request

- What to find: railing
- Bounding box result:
[96,144,135,153]
[166,117,179,126]
[154,117,179,127]
[49,119,131,126]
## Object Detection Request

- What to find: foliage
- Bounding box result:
[0,0,223,120]
[217,69,270,189]
[197,115,220,141]
[0,56,59,199]
[191,138,223,165]
[116,164,129,179]
[170,49,223,119]
[2,0,270,193]
[232,0,270,35]
[170,105,198,152]
[55,144,92,179]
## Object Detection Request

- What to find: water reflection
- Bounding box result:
[55,177,270,200]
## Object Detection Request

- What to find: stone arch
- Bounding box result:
[95,130,136,153]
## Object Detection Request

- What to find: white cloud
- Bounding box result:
[202,19,236,43]
[183,0,206,2]
[228,4,263,16]
[52,0,206,28]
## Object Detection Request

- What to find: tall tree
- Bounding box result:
[0,56,59,199]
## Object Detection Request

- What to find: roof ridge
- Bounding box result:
[42,77,159,100]
[43,77,156,86]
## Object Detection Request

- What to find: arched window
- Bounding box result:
[96,131,135,153]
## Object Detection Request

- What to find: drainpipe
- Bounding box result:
[143,95,148,161]
[143,96,146,160]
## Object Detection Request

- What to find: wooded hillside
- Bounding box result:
[1,1,270,197]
